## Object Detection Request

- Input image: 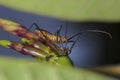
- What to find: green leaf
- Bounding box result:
[0,0,120,22]
[0,57,117,80]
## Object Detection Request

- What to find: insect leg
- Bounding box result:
[20,23,49,42]
[30,23,40,30]
[54,25,63,43]
[57,25,65,48]
[18,23,37,42]
[64,22,69,50]
[69,33,81,54]
[67,32,81,41]
[65,21,68,38]
[31,23,52,40]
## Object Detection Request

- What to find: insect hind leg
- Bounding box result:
[30,23,52,40]
[29,23,41,31]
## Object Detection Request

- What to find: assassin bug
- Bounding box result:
[27,23,112,56]
[0,18,76,44]
[0,18,112,66]
[0,18,112,45]
[27,23,112,44]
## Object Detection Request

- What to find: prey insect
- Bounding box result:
[0,18,112,66]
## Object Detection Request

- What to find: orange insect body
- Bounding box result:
[36,30,67,43]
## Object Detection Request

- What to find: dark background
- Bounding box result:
[0,5,120,68]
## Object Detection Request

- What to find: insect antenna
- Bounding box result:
[67,30,112,42]
[80,30,112,38]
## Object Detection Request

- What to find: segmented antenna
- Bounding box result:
[81,30,112,38]
[68,30,112,41]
